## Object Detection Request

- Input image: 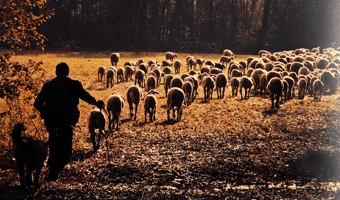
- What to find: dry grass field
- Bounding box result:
[1,51,340,199]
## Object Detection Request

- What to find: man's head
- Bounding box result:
[56,62,69,76]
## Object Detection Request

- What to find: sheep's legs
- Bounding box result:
[90,129,97,152]
[134,104,138,121]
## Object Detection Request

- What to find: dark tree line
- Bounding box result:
[17,0,340,53]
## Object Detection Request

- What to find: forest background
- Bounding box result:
[2,0,340,54]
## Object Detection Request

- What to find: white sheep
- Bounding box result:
[126,85,143,121]
[144,89,160,123]
[106,92,125,131]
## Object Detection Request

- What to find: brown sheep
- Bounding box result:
[147,60,158,67]
[313,79,324,101]
[202,76,215,102]
[165,51,178,61]
[230,69,242,79]
[134,69,145,88]
[185,75,199,99]
[106,69,115,88]
[110,53,120,66]
[146,75,157,91]
[201,65,211,74]
[167,87,188,122]
[174,60,182,74]
[260,73,268,96]
[139,63,148,74]
[223,49,234,58]
[170,76,184,89]
[264,63,274,72]
[188,57,197,71]
[98,66,106,82]
[186,56,195,69]
[239,60,247,74]
[282,76,295,99]
[152,67,162,85]
[255,62,265,69]
[230,77,240,96]
[161,59,173,67]
[137,58,144,67]
[196,58,205,69]
[290,62,304,74]
[298,66,310,76]
[297,78,307,99]
[220,56,232,65]
[246,68,254,77]
[182,81,194,105]
[126,85,143,121]
[106,92,125,131]
[205,60,216,68]
[281,79,289,101]
[116,67,126,83]
[320,70,336,94]
[180,73,190,81]
[250,68,266,95]
[144,90,160,123]
[239,77,253,99]
[124,65,136,82]
[188,70,198,76]
[267,77,283,110]
[266,71,281,83]
[316,58,329,69]
[209,67,223,75]
[164,74,174,97]
[88,105,107,152]
[163,66,172,75]
[215,73,227,99]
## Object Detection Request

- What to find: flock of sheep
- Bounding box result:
[88,48,340,152]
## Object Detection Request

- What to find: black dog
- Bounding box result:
[12,123,47,189]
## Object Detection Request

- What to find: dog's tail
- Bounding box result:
[11,123,27,147]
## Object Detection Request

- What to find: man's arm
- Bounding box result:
[34,85,46,111]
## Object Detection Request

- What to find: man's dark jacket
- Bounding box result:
[34,76,97,125]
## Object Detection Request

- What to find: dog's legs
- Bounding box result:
[34,165,43,189]
[17,161,25,189]
[25,165,33,187]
